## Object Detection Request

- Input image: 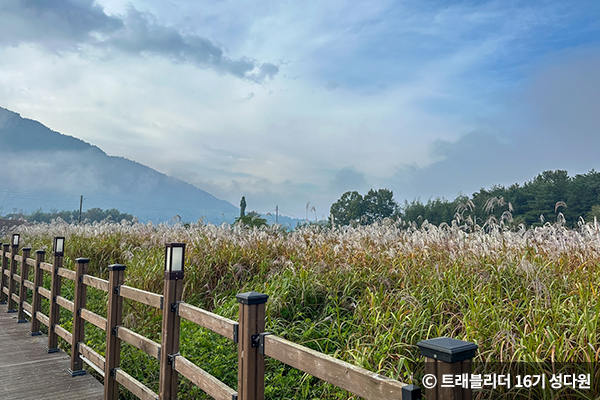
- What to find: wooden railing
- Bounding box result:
[0,236,479,400]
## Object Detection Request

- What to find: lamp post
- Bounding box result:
[159,243,185,400]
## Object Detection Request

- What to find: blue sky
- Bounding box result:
[1,0,599,220]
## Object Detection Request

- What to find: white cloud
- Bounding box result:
[1,0,599,219]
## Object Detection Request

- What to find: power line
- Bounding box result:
[276,209,301,219]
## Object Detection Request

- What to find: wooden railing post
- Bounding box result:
[30,250,45,336]
[105,264,126,400]
[6,237,19,313]
[47,237,64,353]
[236,291,269,400]
[159,243,186,400]
[17,247,31,322]
[69,257,89,376]
[417,337,478,400]
[0,243,6,304]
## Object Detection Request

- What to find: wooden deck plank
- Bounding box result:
[0,303,104,400]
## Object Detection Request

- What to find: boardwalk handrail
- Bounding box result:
[0,236,478,400]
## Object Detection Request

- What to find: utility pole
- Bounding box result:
[275,205,278,224]
[78,195,83,223]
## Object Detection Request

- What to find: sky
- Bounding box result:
[1,0,600,221]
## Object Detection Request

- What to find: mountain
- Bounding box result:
[0,106,238,223]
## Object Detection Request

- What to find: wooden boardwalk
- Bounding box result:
[0,303,104,400]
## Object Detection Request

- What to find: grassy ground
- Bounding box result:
[4,218,599,399]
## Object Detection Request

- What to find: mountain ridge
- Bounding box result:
[0,106,238,223]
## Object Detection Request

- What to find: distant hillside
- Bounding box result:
[0,106,238,223]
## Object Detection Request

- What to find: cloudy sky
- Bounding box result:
[1,0,599,220]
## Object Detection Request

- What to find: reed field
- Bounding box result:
[4,218,600,399]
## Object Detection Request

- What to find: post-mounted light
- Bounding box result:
[160,242,186,397]
[54,237,65,257]
[164,243,185,278]
[12,234,20,247]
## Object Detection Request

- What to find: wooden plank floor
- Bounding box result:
[0,303,104,400]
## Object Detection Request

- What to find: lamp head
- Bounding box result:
[54,237,65,257]
[164,243,185,279]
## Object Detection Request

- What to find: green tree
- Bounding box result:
[425,197,457,225]
[586,204,600,222]
[235,211,267,228]
[330,191,365,226]
[566,170,600,223]
[402,199,427,225]
[330,169,600,229]
[363,188,398,223]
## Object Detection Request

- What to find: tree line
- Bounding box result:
[330,169,600,228]
[4,207,135,224]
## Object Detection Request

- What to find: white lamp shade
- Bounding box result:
[171,246,184,272]
[55,238,64,253]
[12,234,19,246]
[165,246,172,271]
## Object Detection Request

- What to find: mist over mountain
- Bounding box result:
[0,106,238,223]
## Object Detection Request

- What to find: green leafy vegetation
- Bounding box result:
[330,188,398,226]
[4,212,599,398]
[235,211,268,228]
[331,169,600,229]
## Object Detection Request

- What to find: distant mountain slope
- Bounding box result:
[0,106,238,223]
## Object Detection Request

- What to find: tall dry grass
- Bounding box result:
[6,217,599,398]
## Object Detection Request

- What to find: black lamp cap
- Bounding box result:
[401,384,422,400]
[417,337,478,363]
[76,258,90,264]
[236,291,269,305]
[108,264,126,271]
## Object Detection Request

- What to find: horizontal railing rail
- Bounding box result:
[262,334,406,399]
[0,235,478,400]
